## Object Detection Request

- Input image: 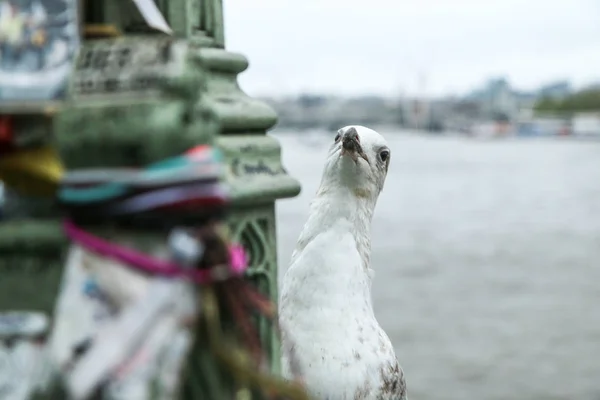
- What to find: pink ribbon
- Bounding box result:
[64,219,248,284]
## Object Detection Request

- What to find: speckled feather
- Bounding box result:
[280,126,406,400]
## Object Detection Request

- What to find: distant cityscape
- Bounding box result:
[261,78,600,138]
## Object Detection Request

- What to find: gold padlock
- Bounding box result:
[0,145,64,196]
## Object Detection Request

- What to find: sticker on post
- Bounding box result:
[0,0,80,104]
[71,38,188,97]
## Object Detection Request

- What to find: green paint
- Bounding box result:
[1,0,301,397]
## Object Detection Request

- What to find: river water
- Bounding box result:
[273,130,600,400]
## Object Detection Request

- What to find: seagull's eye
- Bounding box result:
[334,133,341,142]
[379,149,390,162]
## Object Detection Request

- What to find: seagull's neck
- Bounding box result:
[293,184,377,270]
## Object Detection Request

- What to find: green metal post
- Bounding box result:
[157,0,303,373]
[0,0,300,396]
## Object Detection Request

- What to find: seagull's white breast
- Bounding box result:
[280,222,404,399]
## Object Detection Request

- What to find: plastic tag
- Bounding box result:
[67,278,176,398]
[131,0,172,34]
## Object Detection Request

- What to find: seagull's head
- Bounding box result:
[321,125,391,199]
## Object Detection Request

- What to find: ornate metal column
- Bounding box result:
[0,0,300,381]
[159,0,302,372]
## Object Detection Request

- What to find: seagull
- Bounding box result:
[280,126,407,400]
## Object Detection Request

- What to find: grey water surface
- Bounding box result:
[274,130,600,400]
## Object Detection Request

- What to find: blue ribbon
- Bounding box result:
[60,147,223,204]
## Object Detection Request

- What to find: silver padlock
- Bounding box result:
[168,228,204,268]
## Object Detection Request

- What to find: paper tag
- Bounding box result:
[152,329,194,399]
[96,283,196,400]
[132,0,173,34]
[105,312,181,399]
[49,244,198,400]
[48,246,115,368]
[67,279,178,399]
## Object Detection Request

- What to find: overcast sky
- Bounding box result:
[223,0,600,97]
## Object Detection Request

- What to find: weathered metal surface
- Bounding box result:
[55,37,210,168]
[201,49,301,374]
[0,0,301,396]
[0,220,66,314]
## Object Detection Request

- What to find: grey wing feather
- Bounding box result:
[376,359,407,400]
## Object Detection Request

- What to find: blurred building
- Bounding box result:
[258,77,586,134]
[466,77,519,121]
[264,95,403,131]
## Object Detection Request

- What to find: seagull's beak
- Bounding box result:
[341,128,370,165]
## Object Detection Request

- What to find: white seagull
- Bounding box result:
[280,125,407,400]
